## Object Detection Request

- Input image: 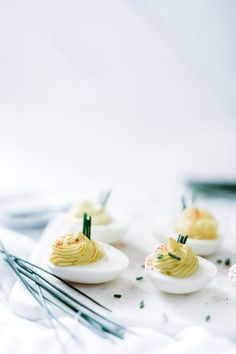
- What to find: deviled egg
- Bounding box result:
[63,192,130,244]
[153,205,220,256]
[47,214,129,283]
[145,236,217,294]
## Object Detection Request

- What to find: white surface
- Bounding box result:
[153,215,221,256]
[145,256,217,294]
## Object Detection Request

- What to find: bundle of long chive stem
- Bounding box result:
[0,241,126,343]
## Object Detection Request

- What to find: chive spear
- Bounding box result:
[99,190,111,208]
[82,213,92,240]
[0,243,127,340]
[87,216,92,240]
[83,212,87,235]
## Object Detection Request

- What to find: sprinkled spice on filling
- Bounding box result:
[50,232,104,266]
[136,276,143,281]
[113,294,122,298]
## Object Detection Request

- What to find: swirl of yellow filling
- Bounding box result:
[71,200,112,225]
[176,207,218,240]
[50,232,104,266]
[153,238,199,277]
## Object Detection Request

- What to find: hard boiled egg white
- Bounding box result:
[62,213,130,244]
[153,215,220,256]
[47,242,129,283]
[145,254,217,294]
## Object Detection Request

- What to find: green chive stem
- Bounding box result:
[99,190,112,208]
[168,252,181,261]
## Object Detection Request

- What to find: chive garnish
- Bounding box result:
[177,234,188,244]
[99,190,111,208]
[113,294,122,298]
[168,252,181,260]
[136,276,143,281]
[216,259,222,264]
[205,315,211,322]
[225,258,231,266]
[142,264,145,268]
[139,300,144,309]
[83,213,92,240]
[181,196,187,210]
[82,212,87,235]
[157,254,164,259]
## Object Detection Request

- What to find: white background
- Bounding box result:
[0,0,235,204]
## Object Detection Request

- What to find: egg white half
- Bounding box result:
[47,242,129,283]
[145,254,217,294]
[153,215,220,256]
[61,213,130,244]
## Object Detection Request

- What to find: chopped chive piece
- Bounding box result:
[183,235,188,244]
[216,259,222,264]
[113,294,122,298]
[181,196,187,210]
[142,264,145,268]
[205,315,211,322]
[139,300,144,309]
[177,234,181,243]
[136,276,143,281]
[157,254,164,260]
[168,252,181,261]
[225,258,231,266]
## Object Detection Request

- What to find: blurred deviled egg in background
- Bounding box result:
[63,191,130,244]
[153,197,220,256]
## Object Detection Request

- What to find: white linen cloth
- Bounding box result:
[0,227,236,354]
